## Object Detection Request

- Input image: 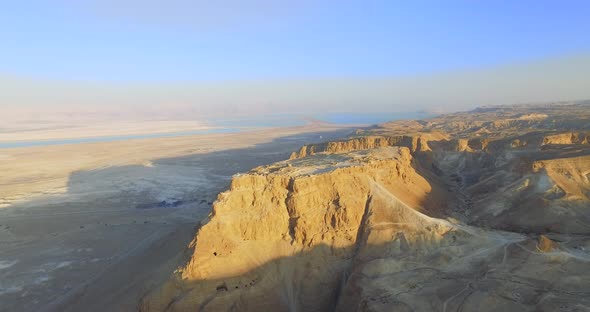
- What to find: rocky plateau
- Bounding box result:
[142,102,590,312]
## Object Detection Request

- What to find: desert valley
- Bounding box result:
[139,102,590,311]
[2,3,590,311]
[1,101,590,311]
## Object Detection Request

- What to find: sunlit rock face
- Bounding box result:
[143,102,590,312]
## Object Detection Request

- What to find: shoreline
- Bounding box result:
[0,112,432,149]
[0,127,240,149]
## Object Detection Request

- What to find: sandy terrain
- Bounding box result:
[0,123,354,312]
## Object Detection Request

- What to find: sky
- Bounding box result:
[1,0,590,118]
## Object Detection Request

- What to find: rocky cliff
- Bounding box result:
[142,147,449,311]
[143,102,590,311]
[288,135,433,159]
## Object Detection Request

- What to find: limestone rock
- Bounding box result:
[143,102,590,312]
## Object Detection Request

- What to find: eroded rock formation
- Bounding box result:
[143,102,590,311]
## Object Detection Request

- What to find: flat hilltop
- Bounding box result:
[142,102,590,312]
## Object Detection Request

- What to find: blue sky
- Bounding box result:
[2,0,589,81]
[2,1,590,118]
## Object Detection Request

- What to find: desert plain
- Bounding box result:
[0,122,353,311]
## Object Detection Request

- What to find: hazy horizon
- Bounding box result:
[2,1,590,121]
[3,3,590,311]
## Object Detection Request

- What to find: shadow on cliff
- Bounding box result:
[0,128,356,312]
[140,241,439,312]
[140,142,590,311]
[59,128,357,224]
[140,145,459,311]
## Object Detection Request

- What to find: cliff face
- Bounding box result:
[290,130,589,160]
[143,103,590,312]
[143,147,447,311]
[542,132,589,145]
[289,135,433,159]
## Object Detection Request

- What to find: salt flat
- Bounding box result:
[0,120,216,143]
[0,123,353,312]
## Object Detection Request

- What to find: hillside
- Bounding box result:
[142,102,590,311]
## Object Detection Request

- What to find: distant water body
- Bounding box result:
[212,111,433,127]
[0,112,433,149]
[314,112,432,124]
[0,128,240,149]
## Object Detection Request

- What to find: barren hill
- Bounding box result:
[142,102,590,311]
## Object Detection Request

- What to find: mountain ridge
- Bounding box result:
[141,102,590,311]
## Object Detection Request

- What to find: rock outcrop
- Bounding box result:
[542,132,589,145]
[143,102,590,311]
[143,147,449,311]
[288,135,433,159]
